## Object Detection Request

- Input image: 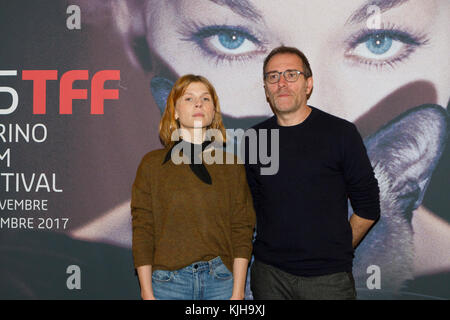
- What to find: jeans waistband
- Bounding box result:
[185,256,223,272]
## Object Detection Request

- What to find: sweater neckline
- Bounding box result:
[162,139,213,185]
[272,105,317,129]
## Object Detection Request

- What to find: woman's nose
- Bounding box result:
[194,98,203,107]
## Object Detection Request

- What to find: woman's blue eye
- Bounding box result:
[184,24,264,60]
[217,31,245,50]
[346,28,427,68]
[365,33,393,55]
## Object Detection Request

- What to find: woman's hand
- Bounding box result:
[230,293,245,300]
[231,258,249,300]
[137,265,155,300]
[141,291,157,300]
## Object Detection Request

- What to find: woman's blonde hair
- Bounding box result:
[159,74,227,148]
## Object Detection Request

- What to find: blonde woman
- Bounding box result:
[131,74,255,300]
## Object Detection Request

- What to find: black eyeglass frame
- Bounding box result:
[264,69,307,84]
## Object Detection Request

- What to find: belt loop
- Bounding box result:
[209,259,213,274]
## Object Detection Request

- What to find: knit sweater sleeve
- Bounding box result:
[130,156,154,268]
[231,164,256,261]
[342,124,381,220]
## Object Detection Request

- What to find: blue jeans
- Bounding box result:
[152,256,233,300]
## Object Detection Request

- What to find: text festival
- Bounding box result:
[0,69,120,115]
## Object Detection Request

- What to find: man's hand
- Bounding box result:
[349,213,376,249]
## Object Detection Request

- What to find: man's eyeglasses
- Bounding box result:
[264,70,306,84]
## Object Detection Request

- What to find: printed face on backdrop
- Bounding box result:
[138,0,449,127]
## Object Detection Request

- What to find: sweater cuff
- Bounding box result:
[353,208,380,221]
[132,242,154,268]
[233,246,253,261]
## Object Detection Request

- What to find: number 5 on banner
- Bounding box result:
[0,70,18,115]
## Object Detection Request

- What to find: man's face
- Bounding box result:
[264,53,313,116]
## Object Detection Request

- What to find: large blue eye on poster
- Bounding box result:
[0,0,449,300]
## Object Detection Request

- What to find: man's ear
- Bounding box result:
[263,84,271,103]
[306,76,314,97]
[111,0,152,71]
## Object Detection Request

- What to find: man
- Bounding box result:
[244,46,380,300]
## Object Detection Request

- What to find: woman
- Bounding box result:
[131,74,255,300]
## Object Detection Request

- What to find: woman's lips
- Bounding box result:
[193,113,205,117]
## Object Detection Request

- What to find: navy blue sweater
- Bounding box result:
[244,106,380,276]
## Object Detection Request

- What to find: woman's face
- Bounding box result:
[175,81,216,131]
[146,0,449,131]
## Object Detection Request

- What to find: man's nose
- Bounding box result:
[277,74,288,88]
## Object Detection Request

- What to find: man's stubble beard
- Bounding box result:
[272,96,303,117]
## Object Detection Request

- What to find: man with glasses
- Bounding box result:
[244,46,380,299]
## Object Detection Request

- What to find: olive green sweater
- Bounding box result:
[131,146,256,273]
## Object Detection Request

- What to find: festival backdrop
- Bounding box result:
[0,0,449,299]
